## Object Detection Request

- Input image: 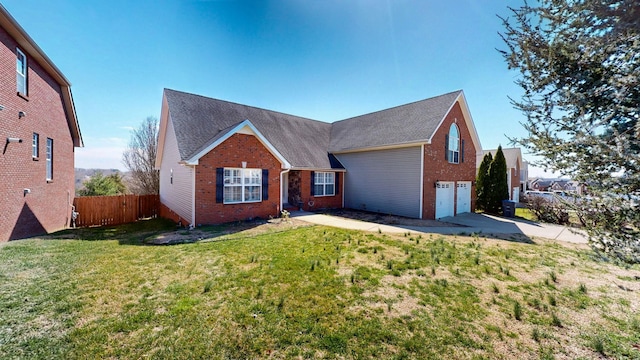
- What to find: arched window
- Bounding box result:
[447,123,460,163]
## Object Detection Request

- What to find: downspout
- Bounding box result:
[419,144,424,219]
[342,171,345,209]
[191,165,196,229]
[279,168,290,214]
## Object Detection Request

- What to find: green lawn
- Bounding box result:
[1,219,639,359]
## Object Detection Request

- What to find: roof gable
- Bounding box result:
[0,5,82,147]
[164,89,336,169]
[482,148,522,169]
[184,119,290,167]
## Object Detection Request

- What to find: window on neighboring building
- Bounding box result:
[16,48,27,95]
[314,172,335,196]
[32,133,39,158]
[46,138,53,180]
[447,123,460,164]
[223,168,261,203]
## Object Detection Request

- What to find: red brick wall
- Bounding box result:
[511,161,520,199]
[0,26,76,241]
[290,170,343,212]
[193,133,282,224]
[422,101,477,219]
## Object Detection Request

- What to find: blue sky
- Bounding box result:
[3,0,553,177]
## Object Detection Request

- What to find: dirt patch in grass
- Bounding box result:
[146,218,311,245]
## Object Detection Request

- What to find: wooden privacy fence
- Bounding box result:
[73,194,160,227]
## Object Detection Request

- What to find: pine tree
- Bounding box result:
[499,0,640,262]
[487,146,509,214]
[476,152,492,211]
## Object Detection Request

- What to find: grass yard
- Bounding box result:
[1,218,639,359]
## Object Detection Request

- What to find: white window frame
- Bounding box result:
[314,172,335,197]
[223,168,262,204]
[448,123,460,164]
[32,133,39,158]
[46,138,53,181]
[16,48,27,95]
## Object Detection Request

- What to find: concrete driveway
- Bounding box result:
[292,211,588,244]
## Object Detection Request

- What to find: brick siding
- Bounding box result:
[422,102,477,219]
[288,170,343,212]
[193,133,283,224]
[0,26,75,241]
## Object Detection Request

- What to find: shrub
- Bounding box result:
[527,196,570,225]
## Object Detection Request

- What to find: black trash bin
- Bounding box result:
[502,200,515,218]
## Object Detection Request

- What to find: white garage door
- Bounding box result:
[435,182,455,219]
[456,181,471,214]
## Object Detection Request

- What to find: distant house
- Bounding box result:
[550,180,570,192]
[478,147,524,202]
[156,89,482,226]
[530,178,554,192]
[0,5,83,241]
[565,180,587,195]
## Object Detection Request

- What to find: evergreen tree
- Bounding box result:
[487,146,509,214]
[476,152,493,211]
[489,146,509,213]
[499,0,640,262]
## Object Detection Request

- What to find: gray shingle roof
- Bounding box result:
[329,90,462,152]
[164,88,463,169]
[165,89,337,169]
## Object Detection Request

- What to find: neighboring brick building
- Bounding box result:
[478,147,524,202]
[0,5,83,241]
[156,88,481,226]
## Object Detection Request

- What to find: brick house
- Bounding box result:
[0,5,83,241]
[156,88,481,226]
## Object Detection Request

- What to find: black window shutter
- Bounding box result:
[445,134,449,161]
[262,169,269,200]
[335,172,340,195]
[310,171,315,196]
[216,168,224,203]
[461,139,465,163]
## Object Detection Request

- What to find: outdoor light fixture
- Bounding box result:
[7,137,22,143]
[0,104,4,110]
[242,161,247,168]
[23,188,31,196]
[18,111,26,118]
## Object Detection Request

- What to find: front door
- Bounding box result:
[282,172,289,206]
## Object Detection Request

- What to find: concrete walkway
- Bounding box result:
[291,211,588,244]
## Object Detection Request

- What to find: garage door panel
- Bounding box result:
[456,181,471,214]
[435,181,455,219]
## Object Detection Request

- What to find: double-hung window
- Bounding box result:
[314,172,335,196]
[223,168,261,203]
[46,138,53,181]
[447,124,460,164]
[32,133,39,158]
[16,48,27,95]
